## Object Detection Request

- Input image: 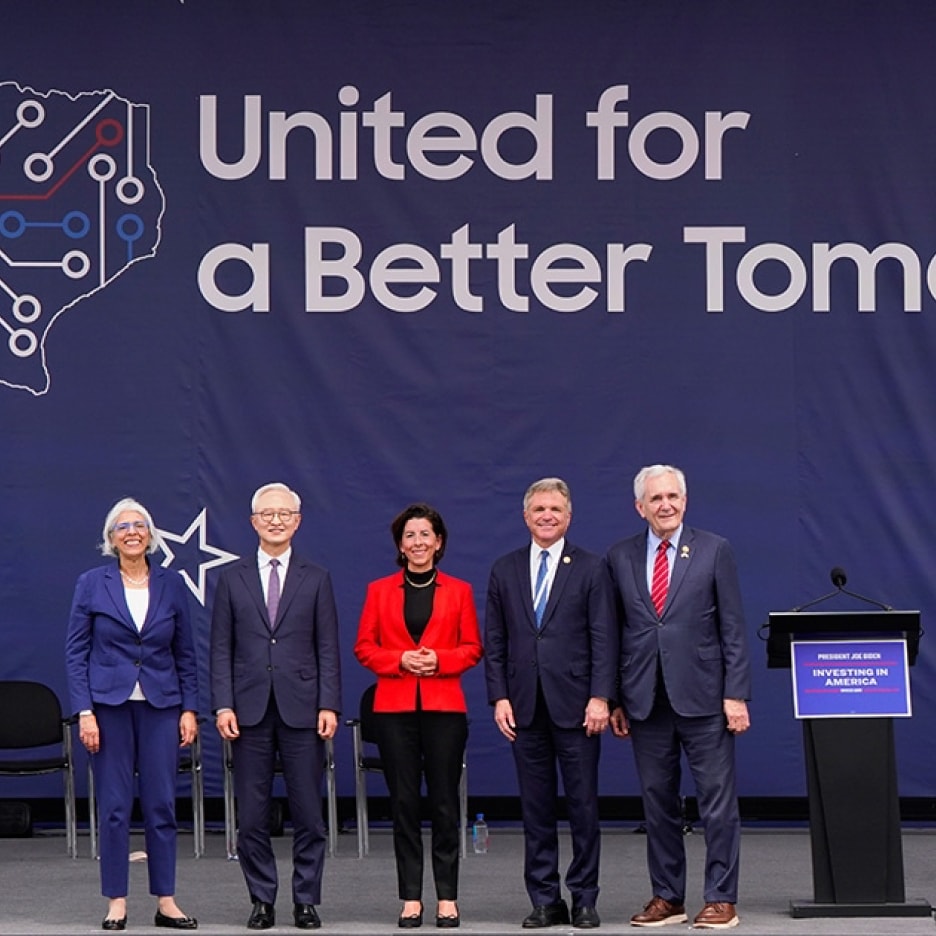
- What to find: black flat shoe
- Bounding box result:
[248,901,276,930]
[436,912,460,928]
[571,905,600,928]
[101,917,127,931]
[293,904,321,929]
[522,901,570,928]
[155,910,198,929]
[399,908,424,928]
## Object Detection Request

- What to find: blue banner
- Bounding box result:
[2,1,936,800]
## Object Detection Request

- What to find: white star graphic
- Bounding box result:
[156,507,239,605]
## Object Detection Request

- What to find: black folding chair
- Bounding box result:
[0,681,77,857]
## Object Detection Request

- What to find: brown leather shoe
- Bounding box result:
[692,903,738,929]
[630,897,688,927]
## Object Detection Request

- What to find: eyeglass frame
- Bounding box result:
[111,521,149,534]
[252,509,300,523]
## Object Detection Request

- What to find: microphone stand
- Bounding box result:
[758,580,894,642]
[791,589,843,613]
[793,571,893,613]
[836,585,892,612]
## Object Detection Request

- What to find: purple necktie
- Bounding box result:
[267,558,281,628]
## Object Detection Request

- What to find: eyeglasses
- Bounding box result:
[112,521,148,534]
[253,509,299,523]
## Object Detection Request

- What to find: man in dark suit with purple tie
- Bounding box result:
[485,478,617,929]
[211,483,342,931]
[606,465,751,931]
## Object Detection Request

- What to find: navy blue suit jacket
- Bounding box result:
[210,554,342,728]
[65,562,199,716]
[484,541,617,730]
[606,526,751,721]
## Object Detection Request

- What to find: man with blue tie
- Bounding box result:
[606,465,751,930]
[211,483,342,930]
[485,478,617,929]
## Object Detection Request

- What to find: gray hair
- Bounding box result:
[523,477,572,512]
[100,497,159,556]
[251,482,302,513]
[633,464,687,502]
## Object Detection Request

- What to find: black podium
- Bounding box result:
[766,610,930,918]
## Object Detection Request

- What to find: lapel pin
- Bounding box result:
[680,545,690,558]
[562,555,571,564]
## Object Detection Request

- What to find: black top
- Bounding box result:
[403,568,437,643]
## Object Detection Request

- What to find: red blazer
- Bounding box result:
[354,570,483,713]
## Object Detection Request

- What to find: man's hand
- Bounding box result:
[724,698,750,734]
[318,709,338,740]
[215,709,240,740]
[493,698,517,741]
[609,706,631,738]
[583,696,610,736]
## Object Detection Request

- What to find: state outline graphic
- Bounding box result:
[0,81,165,396]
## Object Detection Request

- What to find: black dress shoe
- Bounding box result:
[522,901,570,928]
[435,912,460,928]
[398,907,424,928]
[248,901,276,930]
[572,905,600,928]
[293,904,321,929]
[155,910,198,929]
[101,917,127,931]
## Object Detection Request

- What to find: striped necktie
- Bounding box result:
[651,540,670,615]
[533,549,550,628]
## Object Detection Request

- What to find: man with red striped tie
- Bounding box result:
[605,465,751,931]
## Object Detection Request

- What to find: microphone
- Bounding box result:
[830,567,847,589]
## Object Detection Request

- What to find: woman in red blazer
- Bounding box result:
[354,503,483,930]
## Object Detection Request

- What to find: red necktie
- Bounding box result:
[651,540,670,615]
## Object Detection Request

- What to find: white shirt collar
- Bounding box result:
[258,546,292,571]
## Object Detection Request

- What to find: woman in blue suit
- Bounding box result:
[66,497,200,931]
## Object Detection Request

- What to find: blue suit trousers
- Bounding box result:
[94,701,181,898]
[232,693,327,905]
[630,693,740,904]
[512,687,601,908]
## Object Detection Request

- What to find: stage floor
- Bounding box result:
[1,826,935,935]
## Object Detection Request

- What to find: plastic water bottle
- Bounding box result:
[472,813,489,853]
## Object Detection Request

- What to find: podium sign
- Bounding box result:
[791,638,911,719]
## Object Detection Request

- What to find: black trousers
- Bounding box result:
[375,709,468,901]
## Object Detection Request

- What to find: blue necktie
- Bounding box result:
[533,549,550,628]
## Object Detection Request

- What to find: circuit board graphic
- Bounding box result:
[0,82,165,395]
